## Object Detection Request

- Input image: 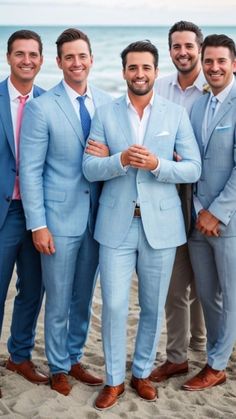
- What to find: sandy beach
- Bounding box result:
[0,272,235,419]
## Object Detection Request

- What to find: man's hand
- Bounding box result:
[196,209,220,237]
[121,144,158,171]
[173,151,182,162]
[85,139,109,157]
[32,227,56,255]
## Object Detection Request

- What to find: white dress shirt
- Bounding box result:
[155,70,206,116]
[62,80,95,119]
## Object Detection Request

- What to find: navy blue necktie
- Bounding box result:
[77,95,91,140]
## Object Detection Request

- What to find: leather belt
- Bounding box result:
[134,206,141,217]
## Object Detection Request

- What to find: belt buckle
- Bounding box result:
[134,206,141,217]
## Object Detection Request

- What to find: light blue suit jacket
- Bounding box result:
[0,78,45,229]
[20,81,111,236]
[191,81,236,236]
[83,94,201,249]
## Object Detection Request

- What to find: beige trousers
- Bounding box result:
[165,243,206,363]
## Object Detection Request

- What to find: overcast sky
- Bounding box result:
[0,0,235,26]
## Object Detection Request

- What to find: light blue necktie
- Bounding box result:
[77,95,91,140]
[207,96,218,128]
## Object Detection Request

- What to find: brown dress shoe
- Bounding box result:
[6,358,49,385]
[95,383,125,410]
[182,364,226,391]
[51,373,72,396]
[69,363,103,386]
[130,376,157,401]
[150,360,189,382]
[0,387,2,398]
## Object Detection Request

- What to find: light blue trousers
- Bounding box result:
[189,229,236,370]
[99,218,176,386]
[41,227,99,374]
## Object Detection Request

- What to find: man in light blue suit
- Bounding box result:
[20,28,111,396]
[83,40,201,410]
[183,34,236,391]
[0,30,48,397]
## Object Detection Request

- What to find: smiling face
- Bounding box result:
[7,38,43,86]
[123,51,158,97]
[169,31,201,74]
[57,39,93,94]
[202,46,236,95]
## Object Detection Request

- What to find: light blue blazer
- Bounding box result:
[83,94,201,249]
[191,81,236,237]
[0,78,44,229]
[20,81,111,236]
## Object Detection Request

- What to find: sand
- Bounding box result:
[0,272,235,419]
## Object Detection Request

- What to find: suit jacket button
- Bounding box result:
[6,196,12,202]
[85,190,89,194]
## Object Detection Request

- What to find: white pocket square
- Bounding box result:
[215,125,231,130]
[156,131,170,136]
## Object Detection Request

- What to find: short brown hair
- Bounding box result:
[168,21,203,49]
[121,40,158,69]
[7,29,43,55]
[56,28,92,58]
[201,34,236,61]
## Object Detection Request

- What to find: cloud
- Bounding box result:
[0,0,235,25]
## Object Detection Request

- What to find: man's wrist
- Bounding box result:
[32,225,47,232]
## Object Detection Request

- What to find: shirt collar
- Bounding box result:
[125,91,154,108]
[212,76,235,104]
[171,70,206,92]
[7,76,34,101]
[62,79,92,100]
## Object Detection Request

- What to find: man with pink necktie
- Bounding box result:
[0,30,48,397]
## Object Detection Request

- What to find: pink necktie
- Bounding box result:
[13,95,29,200]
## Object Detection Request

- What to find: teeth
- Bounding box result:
[72,68,83,73]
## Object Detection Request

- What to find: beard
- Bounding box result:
[126,79,154,96]
[173,58,199,74]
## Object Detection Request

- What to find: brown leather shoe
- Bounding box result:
[69,363,103,386]
[6,358,49,385]
[182,364,226,391]
[130,376,157,401]
[51,373,72,396]
[0,387,2,398]
[95,383,125,410]
[150,360,189,382]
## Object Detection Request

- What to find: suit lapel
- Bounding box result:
[0,79,15,157]
[194,94,208,156]
[90,85,103,108]
[205,82,236,153]
[114,96,135,146]
[143,95,167,147]
[53,82,85,146]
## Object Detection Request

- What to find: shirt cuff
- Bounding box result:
[32,225,47,232]
[151,158,160,175]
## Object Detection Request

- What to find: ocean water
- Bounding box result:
[1,25,236,96]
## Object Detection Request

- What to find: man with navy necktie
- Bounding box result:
[0,30,48,397]
[182,34,236,391]
[20,28,112,395]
